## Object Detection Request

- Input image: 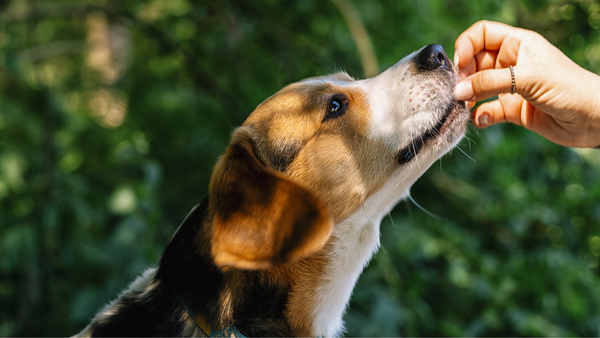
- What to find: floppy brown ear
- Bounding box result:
[208,130,333,270]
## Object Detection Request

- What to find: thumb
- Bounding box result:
[454,67,516,101]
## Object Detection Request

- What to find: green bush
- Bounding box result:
[1,0,599,335]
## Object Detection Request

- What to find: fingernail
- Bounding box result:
[453,80,473,100]
[478,112,490,126]
[453,51,459,67]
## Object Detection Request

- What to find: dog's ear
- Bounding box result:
[208,129,333,270]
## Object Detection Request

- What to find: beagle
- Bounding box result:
[75,44,469,337]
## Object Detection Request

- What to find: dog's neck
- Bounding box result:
[287,175,412,336]
[290,207,384,336]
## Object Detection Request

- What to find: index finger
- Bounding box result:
[454,21,519,69]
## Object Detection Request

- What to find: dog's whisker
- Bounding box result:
[407,194,445,221]
[412,138,424,172]
[387,212,396,227]
[463,136,476,151]
[457,146,476,163]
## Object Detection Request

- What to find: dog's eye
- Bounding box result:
[330,100,341,114]
[324,95,348,121]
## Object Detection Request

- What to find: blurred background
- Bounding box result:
[1,0,600,336]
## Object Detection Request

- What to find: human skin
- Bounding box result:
[453,20,600,148]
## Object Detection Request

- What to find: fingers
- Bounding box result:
[471,68,514,101]
[456,50,497,80]
[476,50,498,71]
[455,66,519,101]
[472,100,501,128]
[458,57,476,81]
[454,21,518,69]
[472,94,526,128]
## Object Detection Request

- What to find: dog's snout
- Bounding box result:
[415,44,451,72]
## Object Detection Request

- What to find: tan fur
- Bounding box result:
[283,242,331,336]
[209,132,334,270]
[241,77,395,222]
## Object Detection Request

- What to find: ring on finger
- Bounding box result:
[509,65,516,95]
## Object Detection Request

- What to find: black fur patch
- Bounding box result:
[156,198,225,332]
[232,271,293,337]
[88,200,216,337]
[89,286,188,336]
[87,198,296,336]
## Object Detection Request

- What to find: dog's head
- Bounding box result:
[208,45,470,269]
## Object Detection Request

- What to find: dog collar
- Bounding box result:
[192,314,245,338]
[174,291,245,337]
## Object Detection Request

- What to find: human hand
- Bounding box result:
[453,20,600,148]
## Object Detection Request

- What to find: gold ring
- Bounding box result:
[510,65,516,95]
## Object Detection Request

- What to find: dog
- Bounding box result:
[75,44,469,337]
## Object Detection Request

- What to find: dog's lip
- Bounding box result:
[397,100,466,165]
[437,100,466,135]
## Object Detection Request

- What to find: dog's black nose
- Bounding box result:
[414,44,451,71]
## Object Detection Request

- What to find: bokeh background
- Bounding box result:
[1,0,600,336]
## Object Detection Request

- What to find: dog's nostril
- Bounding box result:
[415,44,451,71]
[436,51,446,67]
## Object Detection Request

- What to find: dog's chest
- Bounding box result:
[305,179,411,336]
[309,210,382,336]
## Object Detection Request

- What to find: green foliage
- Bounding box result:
[1,0,599,336]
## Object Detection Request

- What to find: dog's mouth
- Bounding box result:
[397,100,466,165]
